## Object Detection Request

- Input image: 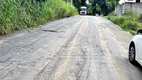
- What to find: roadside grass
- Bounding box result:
[0,0,78,35]
[107,11,142,35]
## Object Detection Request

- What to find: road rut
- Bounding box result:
[0,16,142,80]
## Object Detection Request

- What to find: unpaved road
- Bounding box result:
[0,16,142,80]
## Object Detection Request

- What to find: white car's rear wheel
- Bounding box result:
[129,45,136,64]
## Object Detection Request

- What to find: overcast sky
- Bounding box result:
[119,0,124,4]
[86,0,89,4]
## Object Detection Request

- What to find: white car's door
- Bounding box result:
[137,35,142,64]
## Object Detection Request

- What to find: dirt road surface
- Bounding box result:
[0,16,142,80]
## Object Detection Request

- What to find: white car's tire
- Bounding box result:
[129,43,136,64]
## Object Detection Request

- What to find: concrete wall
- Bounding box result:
[115,5,123,16]
[124,3,142,14]
[131,3,142,14]
[115,3,142,16]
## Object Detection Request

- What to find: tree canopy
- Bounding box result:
[72,0,119,15]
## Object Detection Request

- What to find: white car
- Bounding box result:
[129,29,142,65]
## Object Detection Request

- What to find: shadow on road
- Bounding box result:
[133,61,142,70]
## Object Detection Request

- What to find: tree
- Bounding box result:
[81,0,86,6]
[90,0,119,15]
[72,0,86,11]
[106,0,119,13]
[92,0,108,15]
[72,0,119,15]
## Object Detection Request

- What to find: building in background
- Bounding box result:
[115,0,142,16]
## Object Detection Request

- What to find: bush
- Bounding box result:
[139,14,142,23]
[113,17,125,25]
[0,0,78,35]
[107,11,142,35]
[122,21,140,31]
[107,11,114,16]
[129,30,136,35]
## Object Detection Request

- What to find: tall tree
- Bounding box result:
[81,0,86,6]
[72,0,119,15]
[92,0,108,15]
[73,0,86,11]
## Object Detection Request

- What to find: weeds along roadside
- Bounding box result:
[0,0,78,35]
[107,11,142,35]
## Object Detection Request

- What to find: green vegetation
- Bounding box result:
[0,0,78,35]
[71,0,119,15]
[107,11,142,35]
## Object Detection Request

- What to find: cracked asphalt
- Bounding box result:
[0,16,142,80]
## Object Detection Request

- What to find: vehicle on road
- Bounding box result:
[129,29,142,66]
[80,6,87,15]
